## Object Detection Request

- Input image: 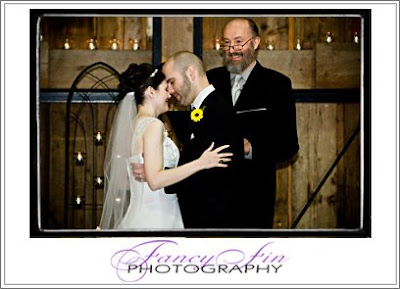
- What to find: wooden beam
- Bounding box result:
[288,160,293,225]
[161,17,193,62]
[288,17,295,50]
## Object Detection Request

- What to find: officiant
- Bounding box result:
[207,18,300,229]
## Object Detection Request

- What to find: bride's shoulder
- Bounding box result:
[136,116,162,126]
[140,117,164,131]
[149,117,164,127]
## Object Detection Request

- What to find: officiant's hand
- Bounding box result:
[244,138,251,155]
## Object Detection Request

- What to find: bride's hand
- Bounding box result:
[198,142,233,169]
[131,162,146,182]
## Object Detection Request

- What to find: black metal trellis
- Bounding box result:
[64,62,120,228]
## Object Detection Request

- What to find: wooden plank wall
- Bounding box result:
[39,16,362,230]
[202,17,360,50]
[202,17,290,50]
[41,17,153,50]
[47,50,152,89]
[161,17,194,61]
[40,102,119,229]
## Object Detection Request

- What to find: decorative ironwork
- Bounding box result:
[64,62,120,229]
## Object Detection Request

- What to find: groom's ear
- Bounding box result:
[185,65,197,82]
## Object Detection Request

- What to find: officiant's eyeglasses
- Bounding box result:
[221,38,252,51]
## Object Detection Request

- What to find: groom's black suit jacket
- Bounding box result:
[207,61,299,228]
[165,89,243,228]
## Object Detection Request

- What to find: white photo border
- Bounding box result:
[1,1,398,287]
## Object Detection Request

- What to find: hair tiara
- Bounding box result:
[150,68,158,78]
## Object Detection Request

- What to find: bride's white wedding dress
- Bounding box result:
[117,117,184,229]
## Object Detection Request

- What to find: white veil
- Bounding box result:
[99,92,142,229]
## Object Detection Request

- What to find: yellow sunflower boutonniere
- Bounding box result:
[190,106,206,122]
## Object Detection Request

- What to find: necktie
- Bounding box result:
[231,75,244,105]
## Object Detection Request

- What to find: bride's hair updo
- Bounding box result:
[118,63,166,105]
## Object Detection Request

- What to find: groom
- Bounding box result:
[163,51,244,228]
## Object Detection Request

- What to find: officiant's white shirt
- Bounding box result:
[230,61,257,160]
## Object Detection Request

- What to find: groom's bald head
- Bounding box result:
[166,51,206,77]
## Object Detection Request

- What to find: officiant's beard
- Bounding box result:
[223,43,257,74]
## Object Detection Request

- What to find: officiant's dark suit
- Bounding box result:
[163,51,243,229]
[208,61,299,228]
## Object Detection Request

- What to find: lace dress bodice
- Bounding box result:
[117,116,183,229]
[131,116,179,168]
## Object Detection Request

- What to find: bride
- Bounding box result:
[98,63,232,229]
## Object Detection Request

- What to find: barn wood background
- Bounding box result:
[38,16,361,230]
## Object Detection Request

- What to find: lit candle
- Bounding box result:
[326,32,333,43]
[215,38,220,50]
[76,196,82,205]
[353,32,359,44]
[267,43,274,50]
[132,39,139,51]
[63,39,71,50]
[110,39,118,50]
[95,131,102,142]
[295,39,301,50]
[76,152,83,162]
[88,39,96,50]
[96,177,103,186]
